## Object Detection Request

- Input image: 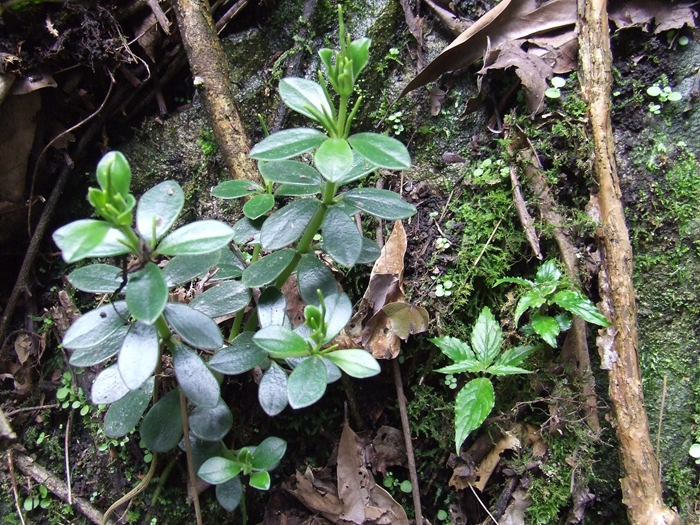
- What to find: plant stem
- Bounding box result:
[240,485,248,525]
[179,390,203,525]
[143,455,177,525]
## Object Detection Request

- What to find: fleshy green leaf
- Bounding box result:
[53,220,130,263]
[189,281,251,318]
[274,183,321,197]
[216,478,243,512]
[91,364,130,404]
[321,207,362,267]
[336,152,378,185]
[530,312,560,347]
[258,362,288,416]
[198,456,242,485]
[243,193,275,220]
[357,237,381,264]
[118,321,159,390]
[69,325,128,367]
[430,335,476,363]
[163,251,221,287]
[494,345,536,368]
[126,262,168,324]
[63,302,129,350]
[249,471,271,490]
[279,78,333,124]
[210,249,246,281]
[348,133,411,170]
[140,388,183,452]
[242,249,296,288]
[104,377,154,438]
[249,128,327,161]
[260,199,321,250]
[259,160,323,186]
[470,307,502,367]
[287,356,327,409]
[551,290,610,327]
[189,397,233,441]
[314,138,353,182]
[342,188,416,220]
[68,264,122,293]
[156,220,235,256]
[212,180,263,199]
[232,217,263,245]
[173,342,220,408]
[254,326,310,358]
[535,259,561,283]
[164,303,223,350]
[296,255,338,305]
[454,377,494,453]
[322,293,353,343]
[349,38,371,79]
[136,181,184,245]
[514,289,547,325]
[325,350,380,378]
[209,332,267,375]
[251,436,287,470]
[80,226,133,259]
[257,288,289,329]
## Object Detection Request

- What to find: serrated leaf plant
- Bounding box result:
[494,259,610,347]
[431,307,536,453]
[52,6,415,517]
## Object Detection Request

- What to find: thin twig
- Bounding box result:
[656,375,668,480]
[64,411,73,504]
[5,404,59,417]
[469,482,500,525]
[7,450,27,525]
[180,389,203,525]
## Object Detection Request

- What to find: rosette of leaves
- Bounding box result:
[494,259,610,346]
[431,307,536,452]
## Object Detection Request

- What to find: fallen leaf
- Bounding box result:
[369,426,406,475]
[499,488,531,525]
[14,334,33,365]
[382,302,429,341]
[608,0,698,34]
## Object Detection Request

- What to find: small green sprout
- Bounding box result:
[437,509,449,521]
[545,76,566,99]
[435,279,453,297]
[444,374,457,389]
[689,443,700,464]
[435,237,450,250]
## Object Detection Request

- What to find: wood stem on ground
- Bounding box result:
[577,2,680,523]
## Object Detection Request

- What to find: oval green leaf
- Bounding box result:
[198,456,242,485]
[257,288,289,329]
[209,332,267,375]
[314,138,353,182]
[259,160,323,186]
[68,264,122,293]
[136,180,185,245]
[296,254,338,305]
[126,262,168,324]
[258,362,288,416]
[321,207,362,267]
[91,364,130,404]
[342,188,416,220]
[322,292,353,343]
[348,132,411,170]
[140,388,183,453]
[189,397,233,441]
[156,220,234,256]
[243,193,275,220]
[251,436,287,470]
[118,321,159,390]
[336,152,378,185]
[253,325,309,358]
[163,251,221,287]
[82,226,133,258]
[232,216,263,245]
[249,470,271,491]
[455,377,494,453]
[212,180,263,199]
[216,478,243,512]
[325,349,380,378]
[63,302,129,350]
[173,342,220,408]
[274,183,321,197]
[357,237,381,264]
[104,377,154,438]
[287,356,327,409]
[249,128,327,161]
[164,303,223,350]
[260,199,321,251]
[242,249,296,288]
[53,220,126,263]
[189,281,251,318]
[69,325,128,367]
[279,77,333,124]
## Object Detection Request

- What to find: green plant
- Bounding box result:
[544,76,566,99]
[646,81,682,115]
[431,306,536,452]
[435,279,453,298]
[382,471,413,494]
[689,443,700,464]
[51,6,415,516]
[56,371,91,416]
[495,260,610,347]
[23,484,51,512]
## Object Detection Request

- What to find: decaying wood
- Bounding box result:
[577,1,680,524]
[172,0,260,183]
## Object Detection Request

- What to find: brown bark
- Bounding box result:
[577,2,680,524]
[172,0,260,183]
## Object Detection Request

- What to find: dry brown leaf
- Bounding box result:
[499,488,532,525]
[466,432,520,491]
[369,426,406,475]
[608,0,698,34]
[381,302,429,341]
[14,334,33,365]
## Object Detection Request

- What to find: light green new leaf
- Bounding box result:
[243,193,275,220]
[470,307,502,367]
[164,303,223,350]
[68,264,122,293]
[189,280,251,318]
[321,207,362,267]
[163,251,221,287]
[454,377,494,453]
[118,321,159,390]
[287,356,327,409]
[209,332,267,375]
[104,377,154,438]
[211,180,263,199]
[173,342,220,408]
[430,336,475,363]
[140,388,183,453]
[136,181,184,245]
[314,138,353,182]
[242,249,296,288]
[260,199,320,250]
[156,220,234,256]
[325,349,380,378]
[63,302,129,350]
[249,471,271,490]
[126,262,168,324]
[258,362,288,416]
[253,325,310,358]
[530,312,560,347]
[53,220,129,263]
[249,128,327,160]
[551,290,610,327]
[349,38,371,79]
[342,188,416,220]
[198,456,242,485]
[91,364,130,404]
[251,436,287,470]
[189,398,233,441]
[348,133,411,170]
[279,78,333,124]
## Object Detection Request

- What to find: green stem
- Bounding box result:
[336,94,349,139]
[229,309,245,340]
[120,226,142,254]
[240,485,248,525]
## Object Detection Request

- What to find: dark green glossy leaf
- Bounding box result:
[296,255,338,305]
[198,457,242,485]
[189,281,251,318]
[53,220,130,263]
[243,193,275,220]
[257,288,289,329]
[126,262,168,324]
[530,312,560,347]
[63,302,129,350]
[242,249,296,288]
[287,356,327,409]
[209,332,267,375]
[216,478,242,512]
[251,436,287,470]
[494,276,534,288]
[554,312,572,331]
[68,264,122,293]
[254,326,309,358]
[342,188,416,220]
[454,377,494,453]
[232,216,264,246]
[184,436,224,474]
[104,377,154,438]
[279,78,333,124]
[494,345,536,368]
[325,350,380,378]
[514,289,547,325]
[314,138,353,182]
[249,471,271,490]
[357,237,381,264]
[274,183,321,197]
[164,303,223,350]
[321,207,362,267]
[163,251,221,287]
[535,259,561,283]
[336,152,378,185]
[189,397,233,441]
[348,133,411,170]
[485,364,532,376]
[156,220,234,256]
[210,249,245,281]
[259,160,323,186]
[258,362,288,416]
[551,290,610,327]
[91,364,130,404]
[173,342,220,408]
[212,180,263,199]
[136,181,184,245]
[434,360,482,374]
[69,325,128,367]
[118,321,159,390]
[141,388,183,452]
[249,128,326,161]
[260,199,320,251]
[470,307,502,367]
